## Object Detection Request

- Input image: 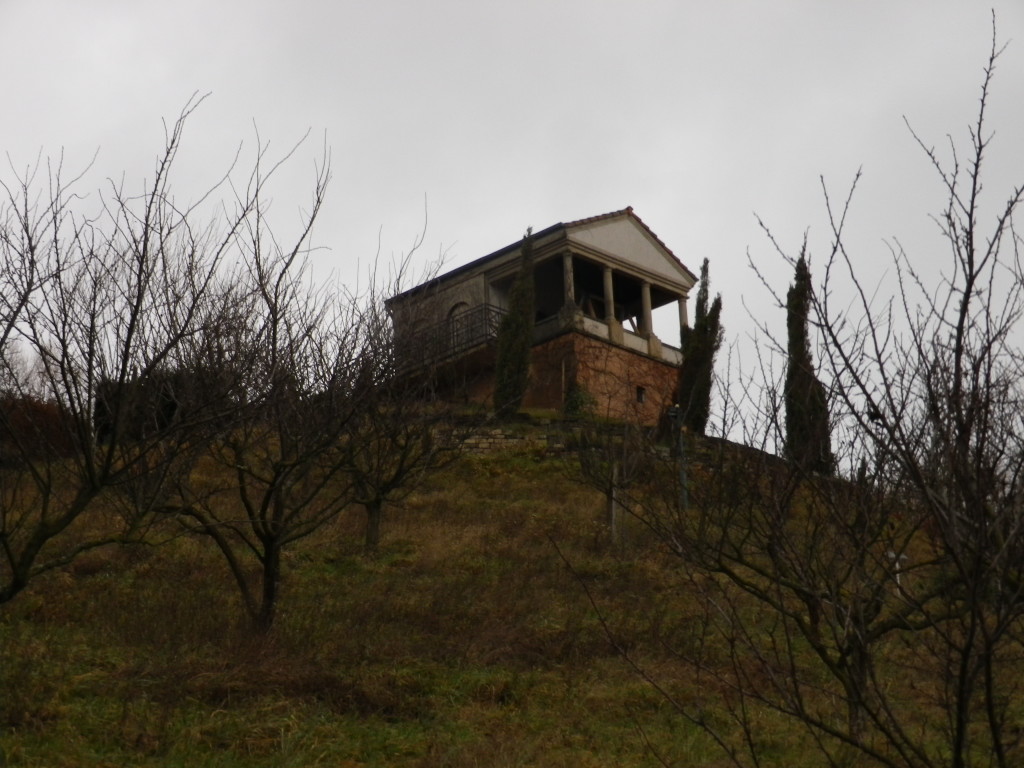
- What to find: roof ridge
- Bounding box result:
[562,206,633,229]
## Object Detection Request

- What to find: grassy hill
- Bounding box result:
[1,443,757,767]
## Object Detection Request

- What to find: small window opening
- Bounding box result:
[636,386,646,404]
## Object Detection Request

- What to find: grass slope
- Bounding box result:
[1,449,743,767]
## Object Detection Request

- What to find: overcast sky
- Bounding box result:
[3,1,1024,361]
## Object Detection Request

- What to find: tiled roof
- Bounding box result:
[388,207,695,303]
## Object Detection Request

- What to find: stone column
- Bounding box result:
[604,266,624,343]
[602,266,615,322]
[678,292,689,329]
[562,253,575,309]
[641,281,653,338]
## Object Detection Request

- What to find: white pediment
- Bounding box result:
[567,216,695,291]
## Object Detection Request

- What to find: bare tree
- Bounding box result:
[138,143,474,627]
[580,23,1024,768]
[169,145,352,631]
[341,290,464,552]
[171,182,462,628]
[0,96,261,605]
[576,422,650,545]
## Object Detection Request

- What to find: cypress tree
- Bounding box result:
[494,229,534,418]
[676,258,723,435]
[784,252,834,473]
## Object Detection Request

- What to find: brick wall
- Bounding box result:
[527,332,677,425]
[429,330,679,426]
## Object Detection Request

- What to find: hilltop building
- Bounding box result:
[386,207,697,424]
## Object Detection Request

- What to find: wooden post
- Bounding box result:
[608,461,620,544]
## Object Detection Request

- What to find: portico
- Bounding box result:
[387,207,699,423]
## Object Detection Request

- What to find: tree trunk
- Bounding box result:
[607,462,620,545]
[257,542,281,632]
[365,501,383,552]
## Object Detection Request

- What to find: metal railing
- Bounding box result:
[396,301,683,371]
[397,304,507,371]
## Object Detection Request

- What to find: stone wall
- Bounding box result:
[462,425,576,455]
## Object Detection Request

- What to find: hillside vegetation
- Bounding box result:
[1,446,768,768]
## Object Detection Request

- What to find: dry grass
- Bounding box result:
[0,448,729,767]
[4,438,981,767]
